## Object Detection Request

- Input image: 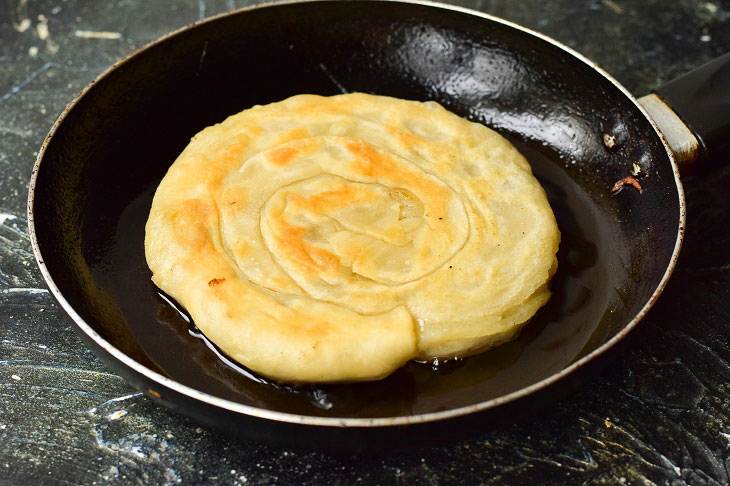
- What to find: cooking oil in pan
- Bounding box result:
[102,139,625,418]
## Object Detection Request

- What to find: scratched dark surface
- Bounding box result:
[1,0,730,484]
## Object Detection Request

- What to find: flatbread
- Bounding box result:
[145,93,560,383]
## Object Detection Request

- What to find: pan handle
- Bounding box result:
[639,53,730,170]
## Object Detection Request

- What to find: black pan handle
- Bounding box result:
[643,53,730,168]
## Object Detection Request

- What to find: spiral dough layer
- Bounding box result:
[145,93,560,383]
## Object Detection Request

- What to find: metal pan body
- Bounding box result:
[28,0,683,449]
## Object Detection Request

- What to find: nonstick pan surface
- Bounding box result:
[28,0,683,448]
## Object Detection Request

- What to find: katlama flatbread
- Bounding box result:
[145,93,560,383]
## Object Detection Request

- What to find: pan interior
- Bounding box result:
[32,1,680,418]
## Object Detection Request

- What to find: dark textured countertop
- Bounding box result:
[2,0,730,484]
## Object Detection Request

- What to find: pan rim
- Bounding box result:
[27,0,686,428]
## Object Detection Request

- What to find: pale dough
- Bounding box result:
[145,93,560,383]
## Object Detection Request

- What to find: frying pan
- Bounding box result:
[27,0,730,449]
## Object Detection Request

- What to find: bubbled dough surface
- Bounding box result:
[145,93,560,383]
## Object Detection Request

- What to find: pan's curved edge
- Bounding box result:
[26,0,686,429]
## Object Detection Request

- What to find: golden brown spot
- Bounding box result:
[272,127,310,146]
[387,125,421,148]
[272,275,293,288]
[219,135,250,165]
[208,277,225,286]
[267,137,319,167]
[234,241,249,257]
[288,185,376,215]
[169,200,212,251]
[303,242,340,272]
[294,99,345,116]
[268,146,299,166]
[345,139,449,219]
[274,224,316,270]
[206,134,251,189]
[345,138,384,178]
[221,184,248,207]
[246,124,264,137]
[298,321,331,339]
[271,218,340,274]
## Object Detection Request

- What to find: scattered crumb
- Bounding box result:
[611,175,643,194]
[74,30,122,40]
[16,18,31,32]
[603,133,617,149]
[108,410,128,420]
[602,0,625,14]
[37,22,49,40]
[631,163,642,176]
[11,375,21,381]
[28,46,38,57]
[704,2,718,14]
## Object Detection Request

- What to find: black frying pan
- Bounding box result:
[27,0,729,450]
